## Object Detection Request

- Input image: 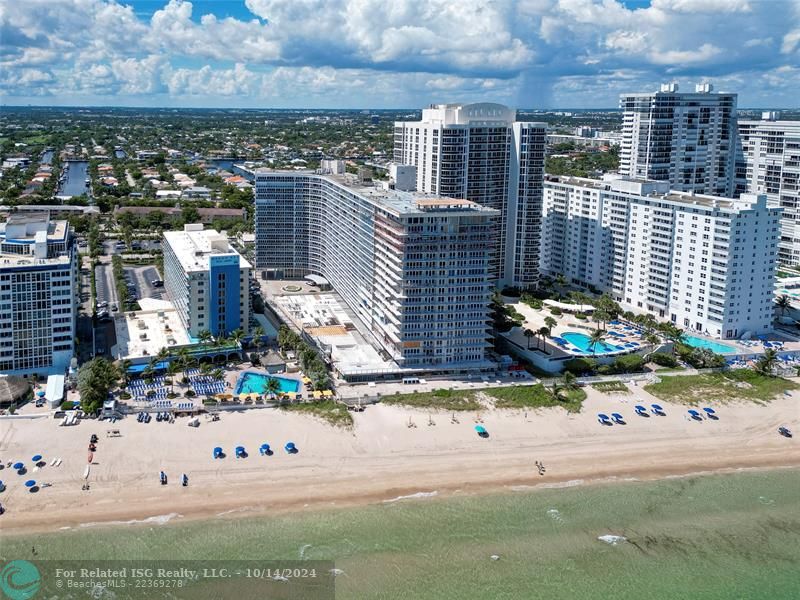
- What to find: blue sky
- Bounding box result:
[1,0,799,109]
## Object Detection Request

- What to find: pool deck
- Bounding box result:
[505,298,800,360]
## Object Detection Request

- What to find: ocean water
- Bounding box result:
[2,470,799,599]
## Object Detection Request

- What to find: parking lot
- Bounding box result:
[123,265,164,302]
[94,263,118,314]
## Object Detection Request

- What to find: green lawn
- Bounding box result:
[280,400,353,427]
[592,381,630,393]
[382,388,482,411]
[644,370,798,405]
[483,384,586,413]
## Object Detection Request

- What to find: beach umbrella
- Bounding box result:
[635,405,647,414]
[13,462,24,470]
[284,442,296,453]
[703,407,716,415]
[597,413,610,421]
[25,480,36,488]
[32,455,42,462]
[36,390,45,397]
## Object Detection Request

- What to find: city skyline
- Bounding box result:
[2,0,799,109]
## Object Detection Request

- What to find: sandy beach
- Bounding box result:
[1,383,798,535]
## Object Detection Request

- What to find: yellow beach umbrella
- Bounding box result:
[302,376,312,384]
[239,393,249,401]
[321,390,333,398]
[312,390,322,399]
[287,391,297,399]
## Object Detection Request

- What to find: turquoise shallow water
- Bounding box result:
[2,470,799,599]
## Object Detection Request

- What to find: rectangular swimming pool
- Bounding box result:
[234,372,300,395]
[682,335,736,354]
[561,331,624,354]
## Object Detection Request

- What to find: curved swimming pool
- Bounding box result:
[561,332,625,354]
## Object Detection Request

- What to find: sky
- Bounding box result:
[1,0,799,109]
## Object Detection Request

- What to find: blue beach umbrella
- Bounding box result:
[13,462,23,470]
[32,455,42,463]
[703,407,716,415]
[36,390,45,397]
[25,480,36,488]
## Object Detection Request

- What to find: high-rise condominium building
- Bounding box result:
[162,224,251,338]
[0,212,78,376]
[394,103,546,288]
[541,176,779,339]
[736,115,800,265]
[254,172,499,371]
[619,84,737,197]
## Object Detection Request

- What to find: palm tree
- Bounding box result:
[175,347,192,382]
[198,329,213,346]
[561,371,578,390]
[593,309,610,331]
[776,294,791,317]
[261,377,282,399]
[523,328,535,349]
[211,367,226,392]
[589,329,605,356]
[544,316,557,331]
[251,325,265,354]
[199,361,212,378]
[156,347,170,362]
[555,274,567,291]
[537,326,551,353]
[166,361,180,393]
[118,359,132,390]
[755,348,778,376]
[645,332,660,347]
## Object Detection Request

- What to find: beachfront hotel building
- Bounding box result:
[162,224,251,338]
[541,176,780,339]
[736,115,800,265]
[0,212,78,376]
[393,103,546,288]
[619,84,737,197]
[254,172,499,370]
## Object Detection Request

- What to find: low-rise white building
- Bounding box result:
[162,224,251,338]
[541,176,780,339]
[0,213,78,376]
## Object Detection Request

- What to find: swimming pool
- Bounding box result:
[682,335,736,354]
[234,372,300,395]
[561,332,624,354]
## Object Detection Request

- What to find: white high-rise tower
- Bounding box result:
[619,83,737,197]
[394,103,546,288]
